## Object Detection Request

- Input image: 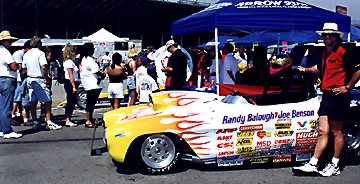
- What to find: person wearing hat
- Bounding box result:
[137,66,159,104]
[161,40,187,90]
[0,30,22,138]
[126,48,139,106]
[293,23,360,177]
[107,53,127,111]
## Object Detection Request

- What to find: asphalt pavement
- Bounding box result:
[1,81,360,184]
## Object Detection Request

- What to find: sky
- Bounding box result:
[204,0,360,22]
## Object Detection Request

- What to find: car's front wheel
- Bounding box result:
[135,134,181,174]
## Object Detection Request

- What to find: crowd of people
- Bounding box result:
[1,23,360,178]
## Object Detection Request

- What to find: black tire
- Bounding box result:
[76,89,87,109]
[134,134,181,174]
[342,107,360,161]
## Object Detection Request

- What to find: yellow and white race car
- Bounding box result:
[103,87,322,172]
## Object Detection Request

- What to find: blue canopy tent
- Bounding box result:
[171,0,351,35]
[197,36,243,48]
[171,0,351,94]
[350,25,360,41]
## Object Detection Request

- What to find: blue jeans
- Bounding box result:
[0,77,16,134]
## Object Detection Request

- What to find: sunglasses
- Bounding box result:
[322,33,337,37]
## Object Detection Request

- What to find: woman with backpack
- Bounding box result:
[63,43,79,127]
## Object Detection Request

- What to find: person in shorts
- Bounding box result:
[11,40,30,118]
[293,23,360,177]
[23,36,62,130]
[107,53,127,110]
[126,48,138,106]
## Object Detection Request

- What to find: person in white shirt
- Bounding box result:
[222,43,239,84]
[11,40,30,119]
[0,31,22,139]
[137,66,159,103]
[209,46,224,84]
[63,43,79,127]
[80,43,105,128]
[23,36,62,130]
[101,52,111,71]
[135,57,150,90]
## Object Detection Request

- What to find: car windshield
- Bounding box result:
[221,95,249,105]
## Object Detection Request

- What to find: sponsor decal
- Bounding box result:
[236,146,255,154]
[274,155,291,163]
[310,120,319,132]
[240,124,263,131]
[218,160,243,167]
[235,1,311,9]
[272,139,294,149]
[237,131,254,137]
[217,155,239,161]
[258,148,294,157]
[250,157,269,164]
[255,146,271,152]
[257,131,271,139]
[274,130,294,137]
[274,139,293,145]
[296,132,318,146]
[216,128,237,134]
[276,111,290,119]
[217,135,233,141]
[296,152,311,161]
[236,138,253,146]
[297,121,308,127]
[292,110,315,118]
[114,133,129,138]
[247,112,275,122]
[242,153,259,159]
[275,122,292,129]
[294,146,311,154]
[257,141,272,147]
[217,142,234,149]
[222,115,245,124]
[218,151,235,156]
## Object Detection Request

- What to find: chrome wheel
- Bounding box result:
[343,120,360,152]
[77,90,87,109]
[141,134,176,169]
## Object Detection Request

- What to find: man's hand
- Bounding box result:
[44,77,50,88]
[332,86,349,95]
[297,66,305,72]
[73,87,77,93]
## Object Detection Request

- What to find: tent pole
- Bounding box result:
[215,28,219,96]
[348,32,350,42]
[277,31,280,54]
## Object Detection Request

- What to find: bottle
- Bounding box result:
[211,78,215,90]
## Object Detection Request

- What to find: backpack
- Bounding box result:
[57,63,65,84]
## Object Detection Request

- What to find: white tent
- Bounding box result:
[82,28,127,42]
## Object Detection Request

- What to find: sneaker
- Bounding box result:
[11,114,16,118]
[46,122,62,130]
[292,162,318,172]
[3,132,22,139]
[318,162,340,177]
[0,132,3,137]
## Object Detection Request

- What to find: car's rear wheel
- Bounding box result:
[135,134,181,174]
[342,119,360,161]
[76,89,87,109]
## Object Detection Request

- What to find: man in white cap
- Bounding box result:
[162,40,187,90]
[0,30,22,139]
[293,23,360,177]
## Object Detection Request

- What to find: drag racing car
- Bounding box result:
[100,69,360,174]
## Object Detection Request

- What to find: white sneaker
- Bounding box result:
[292,162,318,172]
[0,132,3,137]
[46,122,62,130]
[318,162,340,177]
[3,132,22,139]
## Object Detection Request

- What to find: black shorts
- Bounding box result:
[318,90,350,121]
